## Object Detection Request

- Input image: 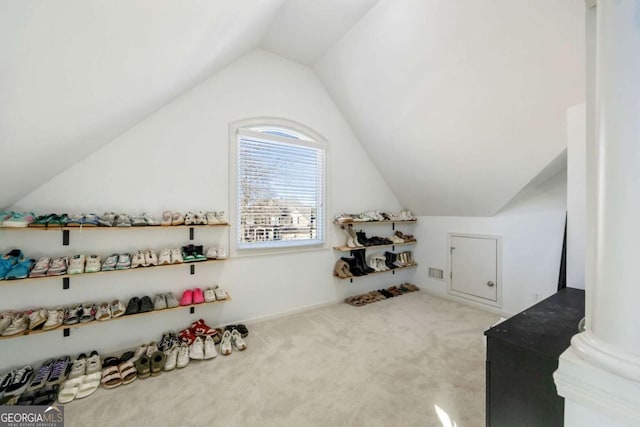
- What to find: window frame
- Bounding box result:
[229,117,329,257]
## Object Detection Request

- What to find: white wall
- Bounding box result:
[413,170,567,316]
[567,104,586,289]
[1,49,409,370]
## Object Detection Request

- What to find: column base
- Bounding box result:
[554,332,640,426]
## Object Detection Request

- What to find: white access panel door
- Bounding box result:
[449,234,500,305]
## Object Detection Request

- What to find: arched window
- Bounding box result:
[231,118,326,251]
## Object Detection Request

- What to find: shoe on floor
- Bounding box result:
[219,330,233,356]
[176,343,190,368]
[164,347,179,371]
[5,366,33,396]
[203,336,218,360]
[231,329,247,351]
[150,351,166,376]
[189,337,204,360]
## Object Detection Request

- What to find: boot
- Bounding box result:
[347,225,364,247]
[385,252,397,269]
[340,225,356,248]
[354,250,374,274]
[334,259,352,278]
[342,257,364,276]
[356,230,370,247]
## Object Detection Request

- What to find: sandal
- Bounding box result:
[85,351,101,375]
[75,372,101,399]
[100,366,122,389]
[58,376,84,403]
[119,361,138,385]
[79,304,96,323]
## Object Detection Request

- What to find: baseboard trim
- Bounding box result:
[419,288,512,318]
[234,297,345,326]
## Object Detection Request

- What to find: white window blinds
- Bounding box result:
[236,128,325,249]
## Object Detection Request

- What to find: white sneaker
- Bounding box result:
[68,357,86,379]
[40,309,61,331]
[215,211,228,225]
[205,211,220,225]
[145,249,158,266]
[215,248,227,260]
[85,255,101,273]
[27,309,47,330]
[67,254,85,275]
[164,347,178,371]
[189,337,204,360]
[219,330,232,356]
[0,313,12,334]
[231,329,247,351]
[158,249,171,265]
[131,250,146,268]
[2,313,28,336]
[204,288,216,303]
[205,247,217,259]
[146,342,158,357]
[213,285,228,301]
[131,344,147,362]
[153,294,167,310]
[165,293,179,308]
[176,343,190,368]
[203,336,218,359]
[170,248,183,264]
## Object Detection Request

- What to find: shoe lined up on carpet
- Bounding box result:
[344,283,420,307]
[0,319,250,405]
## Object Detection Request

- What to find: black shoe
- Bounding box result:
[125,297,141,315]
[139,296,154,313]
[5,366,33,397]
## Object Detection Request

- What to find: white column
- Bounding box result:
[554,1,640,425]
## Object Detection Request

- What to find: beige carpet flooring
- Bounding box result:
[65,291,499,427]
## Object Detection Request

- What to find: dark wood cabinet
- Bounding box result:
[484,288,585,427]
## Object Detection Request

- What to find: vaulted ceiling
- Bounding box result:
[0,0,584,215]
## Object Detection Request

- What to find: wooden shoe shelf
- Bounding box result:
[0,294,232,341]
[0,219,231,340]
[333,218,418,283]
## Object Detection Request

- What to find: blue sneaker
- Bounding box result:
[2,212,35,228]
[0,249,23,280]
[6,257,35,280]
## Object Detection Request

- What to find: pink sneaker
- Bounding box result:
[179,290,193,306]
[193,288,205,304]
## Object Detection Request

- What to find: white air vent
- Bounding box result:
[429,267,444,280]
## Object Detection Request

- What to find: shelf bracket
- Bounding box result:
[190,307,195,314]
[62,229,70,246]
[392,223,396,231]
[63,277,70,290]
[190,265,195,275]
[350,278,353,283]
[63,328,70,337]
[189,227,194,241]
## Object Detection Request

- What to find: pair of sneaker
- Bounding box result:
[189,336,218,360]
[205,247,227,260]
[0,365,34,398]
[182,245,206,263]
[0,249,34,280]
[158,248,184,265]
[203,285,228,302]
[67,254,102,275]
[164,343,190,370]
[219,329,247,356]
[95,300,126,321]
[184,211,227,226]
[131,250,158,268]
[1,312,29,336]
[100,253,131,271]
[1,212,36,227]
[179,288,205,306]
[153,293,179,310]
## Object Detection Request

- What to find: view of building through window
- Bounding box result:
[236,126,325,249]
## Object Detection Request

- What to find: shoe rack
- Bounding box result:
[0,223,231,340]
[333,219,418,283]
